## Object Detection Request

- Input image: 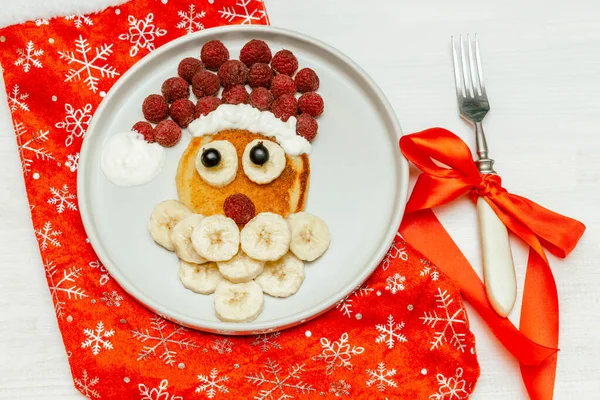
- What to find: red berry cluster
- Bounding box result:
[136,39,324,147]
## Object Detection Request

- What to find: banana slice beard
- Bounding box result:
[191,215,240,262]
[149,200,192,251]
[287,212,331,261]
[255,252,305,298]
[178,261,223,294]
[242,139,286,184]
[241,212,291,261]
[217,251,265,283]
[195,140,238,188]
[171,214,207,264]
[214,280,264,323]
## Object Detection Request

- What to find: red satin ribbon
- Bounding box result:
[398,127,585,399]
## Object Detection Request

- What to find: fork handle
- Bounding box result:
[477,197,517,317]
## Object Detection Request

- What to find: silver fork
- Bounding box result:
[451,34,517,318]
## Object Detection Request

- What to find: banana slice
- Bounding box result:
[214,280,264,322]
[217,251,265,283]
[195,140,238,188]
[178,261,223,294]
[255,252,305,298]
[242,139,286,184]
[287,212,331,261]
[149,200,192,251]
[191,215,240,261]
[171,214,207,264]
[241,212,291,261]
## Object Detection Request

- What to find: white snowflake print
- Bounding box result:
[35,18,49,26]
[119,13,167,57]
[65,153,80,172]
[336,284,373,318]
[81,321,115,356]
[375,314,408,349]
[47,184,77,213]
[420,288,467,352]
[420,259,440,281]
[14,41,44,72]
[139,379,182,400]
[246,359,315,400]
[132,316,200,366]
[365,362,397,392]
[101,291,123,307]
[74,370,101,399]
[177,4,206,34]
[65,15,94,28]
[381,238,408,271]
[35,221,62,250]
[58,35,119,93]
[429,368,468,400]
[15,121,54,175]
[329,380,351,397]
[251,332,281,353]
[8,85,29,112]
[219,0,268,25]
[55,103,92,147]
[45,260,87,319]
[385,273,406,294]
[312,332,365,375]
[89,260,111,286]
[211,338,233,354]
[196,369,229,399]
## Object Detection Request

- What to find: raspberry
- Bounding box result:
[218,60,248,88]
[154,120,182,148]
[295,68,320,93]
[170,99,195,128]
[201,40,230,70]
[271,49,298,76]
[270,74,296,98]
[177,57,204,83]
[191,70,220,98]
[222,85,249,105]
[142,94,169,123]
[298,92,324,117]
[239,39,272,67]
[296,114,318,142]
[271,94,297,122]
[161,77,190,103]
[132,121,155,143]
[195,96,222,118]
[248,63,274,88]
[224,193,256,225]
[249,87,274,111]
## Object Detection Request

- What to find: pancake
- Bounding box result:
[176,129,310,218]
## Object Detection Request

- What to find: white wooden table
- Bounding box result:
[1,0,599,398]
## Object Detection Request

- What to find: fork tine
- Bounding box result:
[467,34,481,96]
[451,36,465,98]
[459,34,474,98]
[475,34,486,96]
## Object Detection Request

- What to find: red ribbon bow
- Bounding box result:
[398,127,585,399]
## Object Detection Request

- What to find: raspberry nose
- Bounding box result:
[223,193,256,225]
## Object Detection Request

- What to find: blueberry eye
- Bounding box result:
[250,141,269,166]
[201,148,221,168]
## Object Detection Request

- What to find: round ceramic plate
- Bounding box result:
[78,25,409,335]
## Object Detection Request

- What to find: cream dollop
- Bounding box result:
[187,104,312,156]
[101,131,165,187]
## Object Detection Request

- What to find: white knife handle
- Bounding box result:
[477,197,517,317]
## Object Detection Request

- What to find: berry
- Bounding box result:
[154,120,182,148]
[161,77,190,103]
[296,114,318,142]
[170,99,195,128]
[222,85,249,105]
[195,96,222,118]
[249,87,274,111]
[191,70,220,98]
[271,94,297,122]
[132,121,155,143]
[201,40,230,70]
[249,141,269,165]
[142,94,169,123]
[295,68,320,93]
[218,60,248,88]
[271,49,298,76]
[239,39,272,67]
[248,63,274,88]
[201,148,221,168]
[298,92,324,117]
[270,74,296,98]
[224,194,256,225]
[177,57,204,83]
